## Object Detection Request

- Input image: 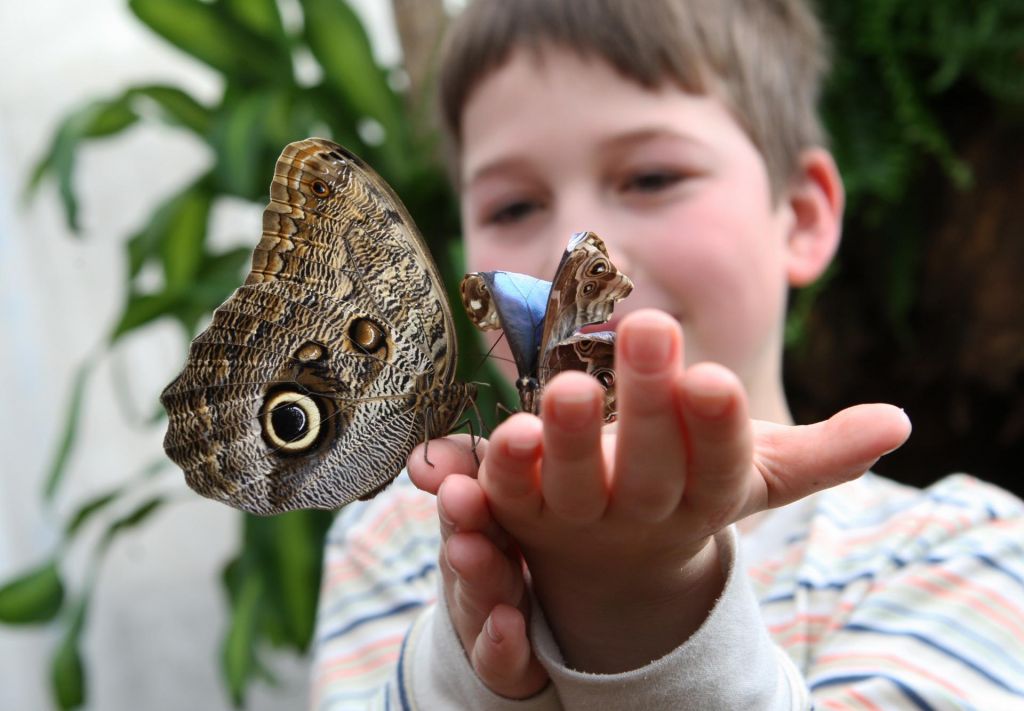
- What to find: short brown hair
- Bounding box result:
[437,0,830,199]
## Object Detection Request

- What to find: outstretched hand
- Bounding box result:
[411,308,911,683]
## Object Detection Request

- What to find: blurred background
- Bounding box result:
[0,1,1020,709]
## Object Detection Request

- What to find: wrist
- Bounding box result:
[530,534,726,673]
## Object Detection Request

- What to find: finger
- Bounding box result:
[609,310,687,521]
[539,371,608,523]
[409,434,487,494]
[675,363,753,531]
[754,404,912,510]
[471,604,549,700]
[446,532,526,647]
[479,413,544,520]
[438,474,511,552]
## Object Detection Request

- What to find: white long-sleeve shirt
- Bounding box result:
[311,472,1024,709]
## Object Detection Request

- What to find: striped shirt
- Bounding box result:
[311,472,1024,709]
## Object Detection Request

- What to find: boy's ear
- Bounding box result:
[784,148,844,286]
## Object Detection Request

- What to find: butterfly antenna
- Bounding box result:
[468,331,507,377]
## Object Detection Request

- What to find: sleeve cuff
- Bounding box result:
[530,527,807,710]
[403,594,561,710]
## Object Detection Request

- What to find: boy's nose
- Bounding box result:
[568,227,633,281]
[599,237,632,281]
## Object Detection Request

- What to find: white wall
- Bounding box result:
[0,1,402,708]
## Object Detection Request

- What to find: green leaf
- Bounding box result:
[0,560,64,624]
[159,187,214,289]
[24,85,211,232]
[52,600,87,710]
[26,98,140,231]
[116,240,250,343]
[103,497,166,542]
[189,246,252,305]
[129,0,290,85]
[44,360,93,500]
[110,289,187,342]
[299,0,405,149]
[125,177,212,283]
[65,491,121,538]
[61,460,169,539]
[210,91,279,199]
[129,85,213,135]
[235,511,331,653]
[222,567,263,707]
[223,0,290,52]
[268,511,326,648]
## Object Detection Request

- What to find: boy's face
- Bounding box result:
[459,47,801,403]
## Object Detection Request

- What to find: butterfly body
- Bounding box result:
[461,232,633,420]
[161,139,473,515]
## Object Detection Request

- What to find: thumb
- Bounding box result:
[753,404,911,510]
[471,605,549,700]
[408,434,486,494]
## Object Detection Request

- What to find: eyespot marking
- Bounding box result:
[348,317,387,355]
[310,179,331,198]
[261,390,323,453]
[294,342,326,362]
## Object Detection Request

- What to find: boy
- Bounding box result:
[312,1,1024,708]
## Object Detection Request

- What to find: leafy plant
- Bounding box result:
[2,0,493,708]
[815,0,1024,337]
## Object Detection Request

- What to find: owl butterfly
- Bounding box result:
[160,138,474,515]
[460,232,634,421]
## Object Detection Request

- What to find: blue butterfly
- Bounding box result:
[460,231,633,420]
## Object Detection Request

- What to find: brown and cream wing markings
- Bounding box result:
[161,138,473,515]
[460,231,632,420]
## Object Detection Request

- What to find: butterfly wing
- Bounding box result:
[161,139,469,515]
[543,332,618,421]
[460,271,551,378]
[460,232,632,417]
[537,231,634,363]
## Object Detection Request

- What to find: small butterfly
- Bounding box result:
[460,231,634,420]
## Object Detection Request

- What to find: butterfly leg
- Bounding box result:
[495,401,518,420]
[444,414,481,468]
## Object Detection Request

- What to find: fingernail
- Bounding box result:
[686,374,733,419]
[505,425,541,458]
[550,389,599,430]
[623,322,673,373]
[882,408,912,455]
[485,614,502,643]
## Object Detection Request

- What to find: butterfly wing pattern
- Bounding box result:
[460,231,633,420]
[161,138,474,515]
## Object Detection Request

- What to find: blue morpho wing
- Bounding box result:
[475,271,552,379]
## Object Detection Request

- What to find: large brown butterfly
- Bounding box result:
[460,232,633,421]
[160,139,474,515]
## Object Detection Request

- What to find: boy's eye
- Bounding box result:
[621,171,683,193]
[488,200,539,225]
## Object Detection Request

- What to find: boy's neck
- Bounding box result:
[743,352,794,426]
